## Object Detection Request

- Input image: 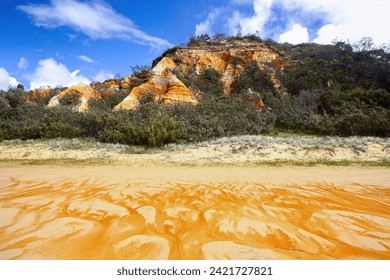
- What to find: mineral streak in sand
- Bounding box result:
[0,166,389,260]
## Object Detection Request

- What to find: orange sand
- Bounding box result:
[0,166,389,260]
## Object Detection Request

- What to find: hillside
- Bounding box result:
[1,35,390,146]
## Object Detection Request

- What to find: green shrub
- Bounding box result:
[0,96,10,109]
[194,67,224,96]
[42,122,82,138]
[138,92,157,105]
[130,65,150,76]
[58,91,82,106]
[1,88,24,108]
[97,105,186,147]
[232,61,275,95]
[89,89,130,111]
[170,95,275,142]
[18,120,42,140]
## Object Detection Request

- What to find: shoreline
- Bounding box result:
[1,136,389,260]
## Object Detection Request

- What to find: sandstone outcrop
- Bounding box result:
[48,82,99,112]
[24,88,53,102]
[114,57,197,110]
[156,38,288,95]
[45,38,289,111]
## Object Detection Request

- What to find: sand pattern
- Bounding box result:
[0,175,389,260]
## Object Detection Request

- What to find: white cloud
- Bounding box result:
[228,0,275,36]
[197,0,390,46]
[18,57,29,70]
[227,11,243,36]
[26,58,90,89]
[0,68,19,90]
[278,23,309,44]
[278,0,390,45]
[195,9,221,36]
[93,70,115,82]
[77,55,94,63]
[18,0,172,49]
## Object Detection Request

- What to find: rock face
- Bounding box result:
[44,38,289,111]
[48,82,99,112]
[157,38,288,95]
[24,88,53,103]
[114,57,198,110]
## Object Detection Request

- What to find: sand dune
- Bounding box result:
[0,136,389,165]
[0,166,389,260]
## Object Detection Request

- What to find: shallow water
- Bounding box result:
[0,172,389,260]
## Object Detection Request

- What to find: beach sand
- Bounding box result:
[0,165,389,260]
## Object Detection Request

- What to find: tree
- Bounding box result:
[353,37,374,52]
[197,34,211,42]
[130,65,150,75]
[213,33,226,41]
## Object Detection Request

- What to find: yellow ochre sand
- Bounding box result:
[0,166,389,260]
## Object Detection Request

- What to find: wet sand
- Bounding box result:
[0,165,389,260]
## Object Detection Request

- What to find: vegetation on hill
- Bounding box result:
[1,35,389,146]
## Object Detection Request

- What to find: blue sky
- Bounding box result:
[0,0,389,90]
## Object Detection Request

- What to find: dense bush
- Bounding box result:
[0,89,276,146]
[279,42,390,94]
[166,95,275,142]
[97,104,186,147]
[1,36,390,145]
[193,67,224,96]
[263,88,390,136]
[88,89,130,111]
[0,87,24,108]
[0,96,10,109]
[58,91,82,106]
[231,61,275,95]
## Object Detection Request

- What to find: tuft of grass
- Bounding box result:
[247,159,390,167]
[0,158,116,167]
[167,135,390,149]
[1,158,389,168]
[0,138,149,154]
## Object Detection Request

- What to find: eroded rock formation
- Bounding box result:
[114,57,197,110]
[157,38,288,95]
[48,82,99,112]
[24,88,53,103]
[40,38,289,111]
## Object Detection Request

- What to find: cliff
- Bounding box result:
[114,38,287,110]
[114,57,197,110]
[33,37,290,111]
[158,38,287,95]
[47,82,99,112]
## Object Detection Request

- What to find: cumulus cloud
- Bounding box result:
[228,0,274,36]
[18,57,29,70]
[196,0,390,46]
[26,58,90,89]
[18,0,172,49]
[278,0,390,45]
[195,9,221,36]
[93,70,115,82]
[0,68,19,90]
[77,55,94,63]
[278,23,309,44]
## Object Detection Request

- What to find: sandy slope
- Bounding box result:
[0,136,389,165]
[0,165,389,260]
